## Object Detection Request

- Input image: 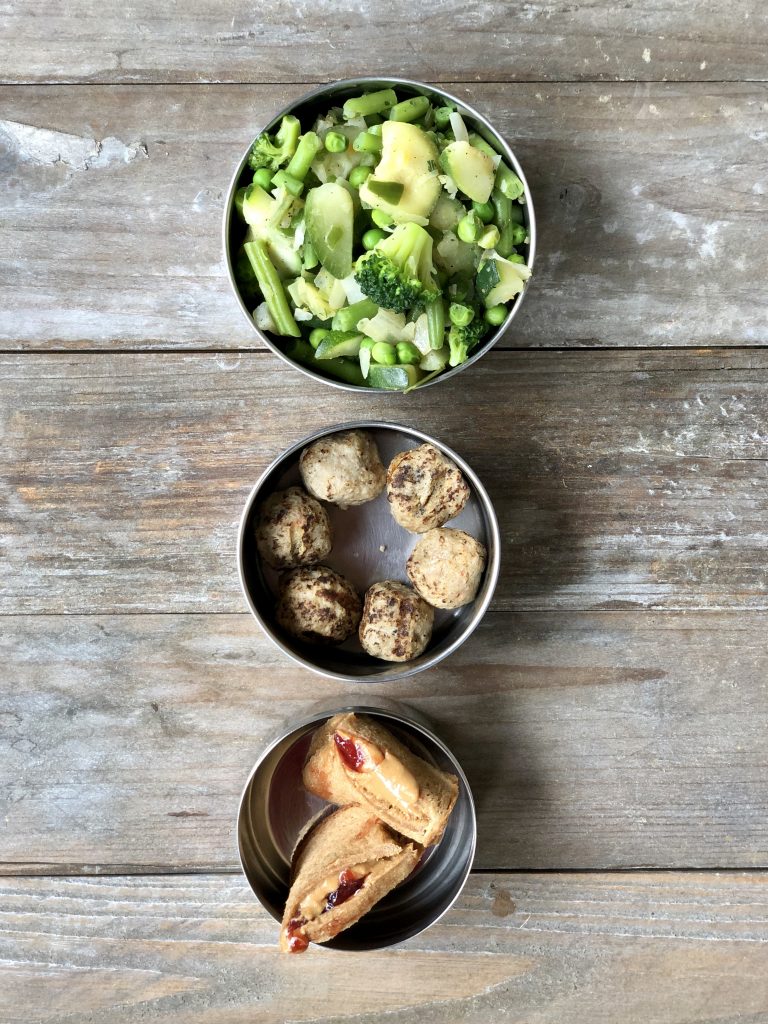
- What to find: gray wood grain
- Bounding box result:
[2,610,767,872]
[1,83,765,350]
[2,350,767,616]
[1,872,766,1024]
[1,0,765,85]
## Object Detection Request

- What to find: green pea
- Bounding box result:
[371,209,393,228]
[457,212,482,244]
[324,130,347,153]
[388,95,430,123]
[371,341,397,365]
[396,341,421,364]
[252,168,273,190]
[510,223,527,246]
[348,165,372,188]
[484,304,508,326]
[508,253,526,264]
[472,200,495,223]
[309,328,330,349]
[449,303,475,327]
[362,228,387,250]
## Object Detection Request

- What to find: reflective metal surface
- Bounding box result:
[223,76,536,393]
[237,700,476,951]
[237,421,500,682]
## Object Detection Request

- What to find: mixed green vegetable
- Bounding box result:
[232,87,531,390]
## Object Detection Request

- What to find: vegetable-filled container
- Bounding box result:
[224,77,536,393]
[237,698,476,952]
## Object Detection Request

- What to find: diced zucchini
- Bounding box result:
[367,363,423,390]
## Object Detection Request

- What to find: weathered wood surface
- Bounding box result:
[1,0,766,85]
[2,349,767,616]
[2,82,766,351]
[1,872,766,1024]
[2,610,767,872]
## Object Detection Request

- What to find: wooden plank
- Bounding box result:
[1,872,766,1023]
[2,349,767,616]
[1,83,766,350]
[1,1,766,85]
[2,610,767,872]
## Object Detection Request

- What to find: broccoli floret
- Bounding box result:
[247,115,301,172]
[447,318,487,367]
[354,222,438,314]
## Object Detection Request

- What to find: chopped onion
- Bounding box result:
[449,111,469,143]
[340,274,367,304]
[412,313,431,355]
[254,302,278,332]
[293,309,314,321]
[438,173,458,198]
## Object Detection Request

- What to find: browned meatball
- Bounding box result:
[276,566,361,645]
[359,581,434,662]
[387,444,470,533]
[406,528,486,609]
[255,487,332,569]
[299,430,386,508]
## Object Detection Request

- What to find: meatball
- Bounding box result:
[359,581,434,662]
[387,444,470,532]
[255,487,332,569]
[276,567,362,645]
[299,430,386,508]
[406,528,486,610]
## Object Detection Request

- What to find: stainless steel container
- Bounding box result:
[237,699,476,951]
[237,421,500,682]
[223,76,536,392]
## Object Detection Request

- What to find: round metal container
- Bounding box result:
[223,76,536,393]
[237,698,476,952]
[237,421,500,682]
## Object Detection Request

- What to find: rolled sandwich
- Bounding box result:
[280,804,421,953]
[303,712,459,847]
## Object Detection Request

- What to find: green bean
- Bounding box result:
[371,341,397,365]
[352,131,383,154]
[433,105,455,128]
[426,295,446,350]
[324,130,347,153]
[468,132,499,160]
[309,328,330,349]
[348,165,372,188]
[243,240,300,338]
[302,241,319,271]
[362,228,386,250]
[472,200,495,223]
[331,298,378,332]
[271,169,303,196]
[251,168,273,190]
[342,89,398,119]
[492,191,515,258]
[285,132,321,180]
[457,211,482,244]
[449,303,475,327]
[484,304,508,326]
[495,161,525,200]
[367,123,383,137]
[388,95,430,123]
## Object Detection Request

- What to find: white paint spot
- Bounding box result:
[631,184,643,197]
[753,182,765,194]
[699,222,719,260]
[603,220,619,234]
[648,104,659,115]
[700,60,707,70]
[635,228,656,244]
[598,94,612,103]
[642,48,651,62]
[0,119,147,170]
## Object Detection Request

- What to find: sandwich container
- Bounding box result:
[237,699,476,951]
[238,420,500,682]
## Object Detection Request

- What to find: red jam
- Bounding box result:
[334,732,367,771]
[325,869,368,911]
[286,915,308,954]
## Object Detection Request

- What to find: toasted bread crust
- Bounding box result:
[302,712,459,846]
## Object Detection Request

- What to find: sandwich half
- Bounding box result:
[302,712,459,847]
[280,804,421,953]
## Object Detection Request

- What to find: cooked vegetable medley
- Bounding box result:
[232,88,531,390]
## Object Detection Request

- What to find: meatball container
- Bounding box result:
[237,421,500,682]
[223,76,536,392]
[237,698,476,951]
